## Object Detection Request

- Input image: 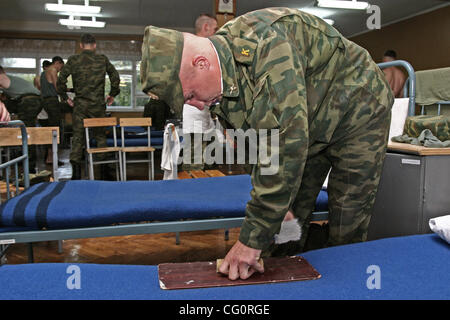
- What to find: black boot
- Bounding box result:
[71,162,81,180]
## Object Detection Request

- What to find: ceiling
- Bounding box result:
[0,0,449,37]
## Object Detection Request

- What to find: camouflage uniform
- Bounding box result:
[57,50,120,164]
[140,8,394,255]
[403,115,450,142]
[143,98,174,130]
[17,95,42,171]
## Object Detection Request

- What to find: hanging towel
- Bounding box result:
[161,123,180,180]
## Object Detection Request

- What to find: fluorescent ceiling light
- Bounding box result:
[299,7,335,18]
[46,1,101,14]
[59,16,105,28]
[317,0,370,10]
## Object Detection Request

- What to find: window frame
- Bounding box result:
[0,56,146,112]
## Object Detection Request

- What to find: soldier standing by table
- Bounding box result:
[57,33,120,180]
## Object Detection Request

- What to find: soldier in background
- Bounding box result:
[57,33,120,180]
[382,50,407,98]
[140,8,394,280]
[0,65,43,173]
[40,56,65,164]
[182,13,219,171]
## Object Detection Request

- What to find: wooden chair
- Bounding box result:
[119,117,155,181]
[0,126,60,180]
[83,117,122,181]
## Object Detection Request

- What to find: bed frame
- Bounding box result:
[0,121,327,264]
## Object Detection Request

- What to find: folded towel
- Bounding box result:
[429,215,450,244]
[416,67,450,106]
[392,129,450,148]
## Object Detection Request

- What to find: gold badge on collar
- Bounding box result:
[241,48,250,56]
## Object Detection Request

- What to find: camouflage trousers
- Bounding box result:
[70,101,107,164]
[263,87,393,257]
[17,95,42,171]
[41,96,62,128]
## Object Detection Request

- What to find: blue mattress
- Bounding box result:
[98,128,165,147]
[0,175,328,230]
[0,234,447,300]
[107,137,163,147]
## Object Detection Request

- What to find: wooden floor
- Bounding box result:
[3,147,247,265]
[5,228,241,265]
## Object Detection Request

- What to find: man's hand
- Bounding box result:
[67,98,74,107]
[218,240,264,280]
[106,95,114,106]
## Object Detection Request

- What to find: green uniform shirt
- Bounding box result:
[209,8,393,250]
[57,50,120,104]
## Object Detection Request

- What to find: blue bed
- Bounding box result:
[0,174,328,261]
[0,234,447,300]
[0,174,327,230]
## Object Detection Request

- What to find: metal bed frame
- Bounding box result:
[1,60,419,264]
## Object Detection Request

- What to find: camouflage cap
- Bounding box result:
[140,26,185,117]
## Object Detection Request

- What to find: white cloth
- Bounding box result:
[388,98,409,141]
[37,109,48,120]
[429,215,450,244]
[182,104,215,134]
[274,218,302,244]
[161,124,180,180]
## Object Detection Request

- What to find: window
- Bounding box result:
[0,58,36,69]
[8,73,36,83]
[0,56,145,110]
[105,74,132,107]
[135,61,149,108]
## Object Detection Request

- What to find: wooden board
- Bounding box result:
[190,170,210,178]
[0,127,59,146]
[119,117,151,127]
[205,170,225,177]
[177,171,193,179]
[158,256,321,290]
[388,142,450,156]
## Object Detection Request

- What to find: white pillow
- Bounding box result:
[429,215,450,244]
[389,98,410,141]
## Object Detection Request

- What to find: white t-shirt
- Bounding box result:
[182,104,215,134]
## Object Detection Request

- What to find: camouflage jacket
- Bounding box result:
[209,7,393,250]
[57,50,120,104]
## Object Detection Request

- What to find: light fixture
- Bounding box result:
[46,0,101,14]
[59,16,105,28]
[317,0,370,10]
[299,7,335,18]
[298,7,335,26]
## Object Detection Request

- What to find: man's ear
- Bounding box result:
[192,55,210,70]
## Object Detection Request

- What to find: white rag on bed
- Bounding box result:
[274,218,302,244]
[429,215,450,244]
